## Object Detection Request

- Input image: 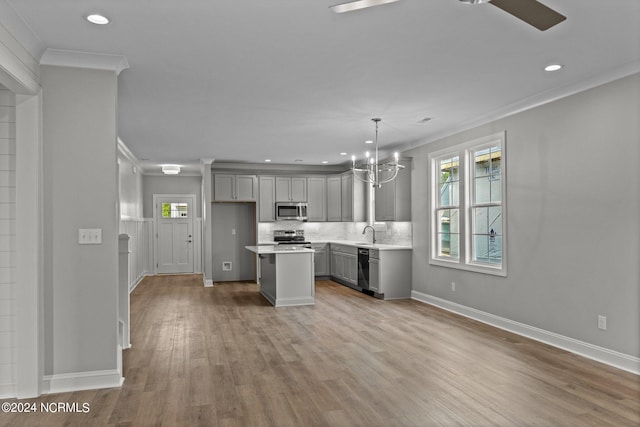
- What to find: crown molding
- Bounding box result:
[40,48,129,75]
[0,0,46,60]
[406,60,640,152]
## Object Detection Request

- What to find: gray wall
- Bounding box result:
[41,65,119,375]
[408,73,639,357]
[142,175,202,218]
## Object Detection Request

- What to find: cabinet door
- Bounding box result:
[307,177,326,222]
[341,173,353,222]
[314,249,327,276]
[235,175,257,201]
[327,177,342,222]
[214,174,235,201]
[259,176,276,222]
[369,258,380,292]
[331,251,343,278]
[291,177,307,202]
[275,177,292,202]
[344,253,358,285]
[375,182,395,221]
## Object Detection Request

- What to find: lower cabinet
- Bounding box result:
[312,243,329,276]
[329,244,358,287]
[369,249,411,299]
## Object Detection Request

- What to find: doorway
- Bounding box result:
[212,203,256,282]
[154,194,196,274]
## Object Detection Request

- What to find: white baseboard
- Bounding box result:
[0,383,14,399]
[204,278,213,287]
[129,272,151,293]
[42,369,124,395]
[411,291,640,375]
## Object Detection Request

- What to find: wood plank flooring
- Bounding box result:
[2,275,639,426]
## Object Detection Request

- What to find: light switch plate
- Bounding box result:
[79,228,102,244]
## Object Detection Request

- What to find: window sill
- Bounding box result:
[430,257,507,277]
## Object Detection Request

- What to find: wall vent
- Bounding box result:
[222,261,232,271]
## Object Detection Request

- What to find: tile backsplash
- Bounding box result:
[258,221,412,246]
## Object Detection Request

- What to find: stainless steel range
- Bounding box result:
[273,230,311,248]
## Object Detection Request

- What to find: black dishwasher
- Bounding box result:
[357,248,370,290]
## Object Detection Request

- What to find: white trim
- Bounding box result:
[429,131,507,277]
[129,273,151,294]
[14,90,44,399]
[411,291,640,375]
[42,369,124,395]
[0,17,39,94]
[274,297,315,307]
[404,60,640,152]
[117,138,142,172]
[204,278,213,287]
[0,1,46,61]
[40,49,129,75]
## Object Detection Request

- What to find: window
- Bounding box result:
[430,132,506,276]
[162,202,189,218]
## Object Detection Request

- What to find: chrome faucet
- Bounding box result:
[362,225,376,244]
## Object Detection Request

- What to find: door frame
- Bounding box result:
[153,194,197,274]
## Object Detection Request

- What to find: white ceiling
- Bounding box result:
[4,0,640,171]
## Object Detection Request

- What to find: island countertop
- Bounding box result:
[245,245,315,255]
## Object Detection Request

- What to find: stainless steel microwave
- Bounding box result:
[275,202,308,221]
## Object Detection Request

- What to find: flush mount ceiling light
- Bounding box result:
[329,0,401,13]
[161,165,181,175]
[86,14,110,25]
[544,64,563,71]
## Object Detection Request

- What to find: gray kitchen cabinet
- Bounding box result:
[341,171,366,222]
[276,176,306,202]
[326,176,342,222]
[258,176,276,222]
[375,159,411,222]
[330,249,342,278]
[330,243,358,287]
[214,174,257,201]
[370,248,411,299]
[312,243,329,276]
[306,177,326,222]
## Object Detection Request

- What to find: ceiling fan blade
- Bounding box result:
[489,0,566,31]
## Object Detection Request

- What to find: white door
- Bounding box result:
[155,195,195,274]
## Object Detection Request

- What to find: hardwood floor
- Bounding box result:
[2,275,639,426]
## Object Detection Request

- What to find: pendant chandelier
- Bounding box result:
[351,118,404,188]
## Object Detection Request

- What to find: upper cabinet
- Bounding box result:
[275,177,307,202]
[375,159,411,222]
[214,174,257,201]
[259,176,276,222]
[306,177,327,222]
[340,171,366,222]
[326,176,342,222]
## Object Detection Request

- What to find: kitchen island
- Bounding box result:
[245,245,315,307]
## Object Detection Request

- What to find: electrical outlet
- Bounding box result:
[598,315,607,331]
[451,282,456,292]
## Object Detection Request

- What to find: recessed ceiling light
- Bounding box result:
[322,161,329,164]
[365,140,373,144]
[265,159,272,162]
[544,64,563,72]
[87,14,110,25]
[340,152,348,156]
[329,0,401,14]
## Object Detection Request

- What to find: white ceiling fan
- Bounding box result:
[330,0,567,31]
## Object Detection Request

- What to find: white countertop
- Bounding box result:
[245,245,315,254]
[259,240,412,251]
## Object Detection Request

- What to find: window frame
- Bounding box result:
[429,131,507,277]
